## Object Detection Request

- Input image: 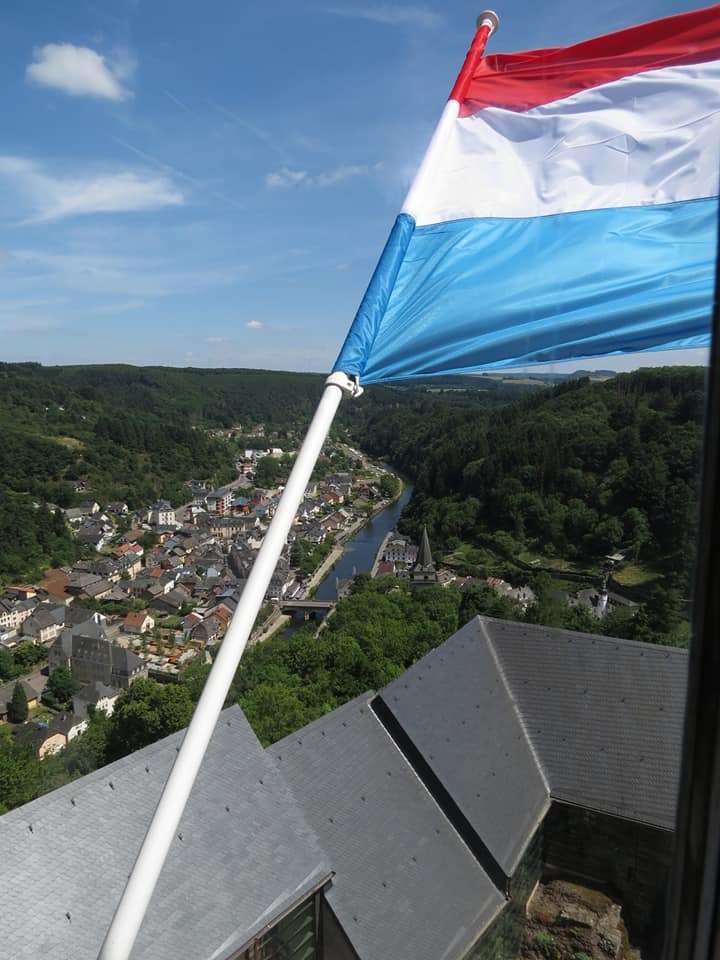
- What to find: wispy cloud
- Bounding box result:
[113,137,244,211]
[25,43,135,101]
[323,4,442,27]
[93,300,146,315]
[246,319,263,329]
[210,102,291,163]
[265,163,377,189]
[5,247,243,298]
[0,156,184,223]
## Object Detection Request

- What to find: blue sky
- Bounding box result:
[0,0,709,373]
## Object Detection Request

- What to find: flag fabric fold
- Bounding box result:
[333,5,720,384]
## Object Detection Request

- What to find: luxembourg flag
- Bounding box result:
[333,5,720,385]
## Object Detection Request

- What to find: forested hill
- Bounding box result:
[0,362,532,511]
[354,367,706,594]
[0,362,523,581]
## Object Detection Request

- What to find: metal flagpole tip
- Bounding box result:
[477,10,500,34]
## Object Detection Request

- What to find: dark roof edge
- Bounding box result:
[371,693,509,895]
[548,795,676,834]
[224,869,334,960]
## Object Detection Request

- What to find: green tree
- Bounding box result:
[63,710,111,776]
[8,682,28,723]
[646,584,684,636]
[623,507,651,561]
[379,474,400,500]
[46,666,79,706]
[0,649,19,681]
[0,742,42,811]
[12,642,46,671]
[240,682,314,747]
[106,679,194,760]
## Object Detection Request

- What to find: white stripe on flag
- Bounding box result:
[410,60,720,226]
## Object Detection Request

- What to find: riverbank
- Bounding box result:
[370,530,393,577]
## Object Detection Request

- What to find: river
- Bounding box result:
[313,482,414,601]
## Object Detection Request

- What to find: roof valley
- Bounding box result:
[371,693,509,895]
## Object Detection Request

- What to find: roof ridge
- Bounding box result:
[480,617,552,798]
[477,614,689,658]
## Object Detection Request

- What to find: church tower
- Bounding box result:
[411,526,438,587]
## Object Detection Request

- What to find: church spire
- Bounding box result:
[411,526,438,587]
[417,526,434,571]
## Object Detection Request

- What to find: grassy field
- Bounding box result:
[612,562,662,588]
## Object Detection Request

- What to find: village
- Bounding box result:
[0,434,404,756]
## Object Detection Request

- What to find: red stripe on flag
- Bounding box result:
[459,4,720,115]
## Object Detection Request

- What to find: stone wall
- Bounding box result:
[543,801,674,951]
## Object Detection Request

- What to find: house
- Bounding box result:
[74,521,112,552]
[0,596,37,634]
[383,533,418,566]
[0,679,38,721]
[265,560,292,601]
[190,615,223,647]
[206,486,234,515]
[304,523,327,545]
[63,506,90,525]
[148,500,176,527]
[5,585,37,601]
[123,610,155,635]
[14,713,85,757]
[486,577,537,610]
[21,604,66,645]
[72,681,119,719]
[569,587,639,619]
[105,501,129,515]
[149,588,188,615]
[67,573,112,601]
[49,618,147,689]
[113,541,144,560]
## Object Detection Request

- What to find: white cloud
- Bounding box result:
[265,168,308,189]
[25,43,134,101]
[246,320,263,329]
[94,300,146,315]
[265,164,374,189]
[324,4,442,27]
[0,156,184,223]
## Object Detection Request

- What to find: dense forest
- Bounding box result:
[354,367,706,601]
[0,362,504,581]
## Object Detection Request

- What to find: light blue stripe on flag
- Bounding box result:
[333,198,717,384]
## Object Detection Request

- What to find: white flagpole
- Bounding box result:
[98,372,360,960]
[98,13,498,959]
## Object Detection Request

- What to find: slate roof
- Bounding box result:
[269,695,505,960]
[380,618,549,876]
[381,617,687,841]
[486,617,687,831]
[0,678,38,711]
[0,706,330,960]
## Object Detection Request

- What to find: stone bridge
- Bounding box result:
[279,599,336,622]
